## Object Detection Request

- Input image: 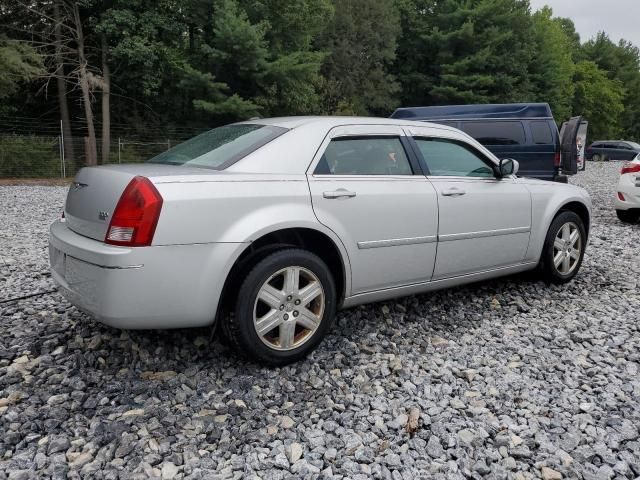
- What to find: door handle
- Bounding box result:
[441,187,466,197]
[323,189,357,199]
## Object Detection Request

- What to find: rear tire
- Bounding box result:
[223,248,336,366]
[616,209,640,223]
[540,211,586,284]
[592,154,602,162]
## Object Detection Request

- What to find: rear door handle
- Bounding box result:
[441,187,466,197]
[323,189,357,199]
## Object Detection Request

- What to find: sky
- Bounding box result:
[528,0,640,47]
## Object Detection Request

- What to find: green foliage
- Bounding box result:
[582,33,640,141]
[0,136,61,177]
[0,38,43,99]
[319,0,400,115]
[529,7,575,121]
[5,0,640,177]
[572,60,625,141]
[396,0,534,106]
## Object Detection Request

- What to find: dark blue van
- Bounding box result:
[390,103,580,182]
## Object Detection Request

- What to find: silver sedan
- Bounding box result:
[49,117,592,365]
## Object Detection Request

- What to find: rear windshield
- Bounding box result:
[147,124,288,170]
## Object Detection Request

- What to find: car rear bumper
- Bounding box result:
[49,219,243,329]
[614,174,640,210]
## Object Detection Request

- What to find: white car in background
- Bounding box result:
[615,155,640,223]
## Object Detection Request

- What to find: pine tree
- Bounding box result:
[396,0,534,107]
[319,0,401,115]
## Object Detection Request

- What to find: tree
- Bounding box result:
[582,32,640,140]
[4,0,108,166]
[319,0,400,115]
[572,60,625,141]
[396,0,535,107]
[245,0,333,115]
[0,37,43,100]
[53,1,75,166]
[529,7,575,121]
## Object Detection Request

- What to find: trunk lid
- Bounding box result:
[64,163,220,241]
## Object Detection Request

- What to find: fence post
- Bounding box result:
[59,119,66,178]
[118,137,121,163]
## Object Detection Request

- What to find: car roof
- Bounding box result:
[390,103,553,120]
[237,116,460,132]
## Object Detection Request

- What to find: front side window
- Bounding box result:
[461,121,526,146]
[147,124,288,170]
[314,137,413,175]
[415,138,495,178]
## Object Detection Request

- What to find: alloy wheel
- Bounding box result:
[553,222,582,275]
[253,266,325,351]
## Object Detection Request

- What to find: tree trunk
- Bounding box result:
[101,34,111,165]
[54,1,74,169]
[74,4,97,166]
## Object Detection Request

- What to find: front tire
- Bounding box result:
[224,249,336,366]
[540,211,586,284]
[617,209,640,223]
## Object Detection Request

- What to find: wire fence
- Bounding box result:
[0,115,208,179]
[0,135,182,178]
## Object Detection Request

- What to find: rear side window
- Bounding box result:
[461,121,526,146]
[314,137,413,175]
[530,121,553,144]
[147,124,288,170]
[415,138,495,178]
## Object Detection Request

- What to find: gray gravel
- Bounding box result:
[1,162,639,479]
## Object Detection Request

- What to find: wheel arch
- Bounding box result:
[217,226,351,320]
[557,200,590,236]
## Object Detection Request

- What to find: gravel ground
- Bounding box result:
[0,162,639,480]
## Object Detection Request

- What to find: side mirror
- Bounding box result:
[498,158,519,177]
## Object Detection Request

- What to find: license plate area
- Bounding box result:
[50,246,66,279]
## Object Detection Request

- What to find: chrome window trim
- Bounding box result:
[425,175,502,182]
[311,174,428,181]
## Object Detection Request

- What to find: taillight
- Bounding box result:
[554,152,561,167]
[105,176,163,246]
[618,192,626,201]
[621,162,640,175]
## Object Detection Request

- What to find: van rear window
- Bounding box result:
[461,121,525,146]
[531,121,553,144]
